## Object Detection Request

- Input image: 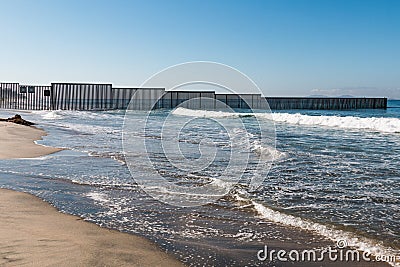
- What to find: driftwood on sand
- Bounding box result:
[0,114,35,126]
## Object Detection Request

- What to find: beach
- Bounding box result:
[0,121,184,267]
[0,122,62,159]
[0,189,184,267]
[1,1,399,265]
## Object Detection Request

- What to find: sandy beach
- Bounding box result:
[0,186,390,267]
[0,189,184,267]
[0,121,184,266]
[0,122,62,159]
[1,1,399,265]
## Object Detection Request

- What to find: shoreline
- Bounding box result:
[0,190,392,267]
[0,121,62,159]
[0,120,184,266]
[0,115,394,266]
[0,188,184,267]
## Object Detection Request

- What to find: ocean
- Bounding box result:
[0,100,399,266]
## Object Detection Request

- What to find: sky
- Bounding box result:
[0,0,399,98]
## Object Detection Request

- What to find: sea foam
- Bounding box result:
[234,193,400,266]
[172,107,400,133]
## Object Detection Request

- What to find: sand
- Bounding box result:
[0,189,184,267]
[0,122,62,159]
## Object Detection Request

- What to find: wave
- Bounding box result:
[233,193,400,266]
[31,110,64,120]
[32,110,123,121]
[87,151,126,165]
[86,192,110,203]
[54,122,121,135]
[271,113,400,133]
[250,142,286,161]
[172,107,400,133]
[172,107,260,118]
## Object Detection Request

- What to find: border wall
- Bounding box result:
[51,83,113,110]
[0,83,52,110]
[265,97,387,110]
[0,82,388,111]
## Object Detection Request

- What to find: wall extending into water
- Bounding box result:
[265,97,387,110]
[0,82,387,111]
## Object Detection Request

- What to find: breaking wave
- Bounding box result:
[172,107,400,133]
[233,193,400,266]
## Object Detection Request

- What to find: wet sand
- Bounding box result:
[0,121,184,266]
[0,189,184,267]
[0,122,62,159]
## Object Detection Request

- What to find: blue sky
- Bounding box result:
[1,0,399,98]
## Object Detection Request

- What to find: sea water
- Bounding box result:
[0,101,399,266]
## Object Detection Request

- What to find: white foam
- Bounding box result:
[172,107,400,134]
[250,142,286,161]
[32,110,64,120]
[32,109,122,121]
[86,192,110,203]
[172,107,253,118]
[234,194,399,266]
[271,113,400,133]
[58,122,120,135]
[209,177,235,190]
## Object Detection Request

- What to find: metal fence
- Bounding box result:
[0,83,52,110]
[127,88,166,110]
[158,91,216,109]
[111,88,138,109]
[265,97,388,110]
[0,82,388,111]
[51,83,113,110]
[214,94,265,109]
